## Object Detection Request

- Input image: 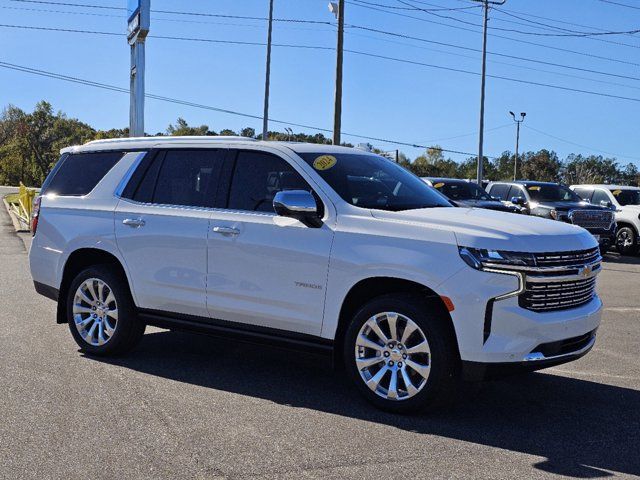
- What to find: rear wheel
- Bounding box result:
[66,265,145,356]
[344,294,459,413]
[616,226,638,256]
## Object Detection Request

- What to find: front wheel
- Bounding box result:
[344,294,459,413]
[616,227,638,256]
[66,265,145,356]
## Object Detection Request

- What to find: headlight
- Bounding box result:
[458,247,535,270]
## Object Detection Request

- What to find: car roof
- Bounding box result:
[61,136,375,156]
[570,184,640,190]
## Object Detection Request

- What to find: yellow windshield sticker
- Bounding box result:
[612,189,622,196]
[313,155,337,171]
[433,182,445,188]
[528,186,541,191]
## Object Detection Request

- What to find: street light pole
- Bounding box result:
[329,0,345,146]
[509,111,526,180]
[262,0,274,141]
[472,0,505,184]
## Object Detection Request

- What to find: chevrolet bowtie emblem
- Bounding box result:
[580,265,593,278]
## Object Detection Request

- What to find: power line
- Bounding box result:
[0,60,488,157]
[3,22,640,103]
[598,0,640,10]
[347,0,640,67]
[346,0,481,11]
[523,124,640,162]
[397,0,640,38]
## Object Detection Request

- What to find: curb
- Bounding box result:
[2,196,30,233]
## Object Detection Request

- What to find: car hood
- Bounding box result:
[371,207,597,252]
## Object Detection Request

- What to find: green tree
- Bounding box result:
[166,117,215,136]
[519,149,561,182]
[563,154,619,185]
[410,146,458,178]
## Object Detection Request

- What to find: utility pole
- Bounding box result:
[509,111,526,180]
[472,0,505,184]
[262,0,274,141]
[128,0,150,137]
[329,1,345,146]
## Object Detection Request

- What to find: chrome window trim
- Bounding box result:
[114,151,147,198]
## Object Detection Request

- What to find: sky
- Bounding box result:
[0,0,639,165]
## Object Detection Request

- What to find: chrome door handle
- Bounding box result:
[212,226,240,236]
[122,218,145,228]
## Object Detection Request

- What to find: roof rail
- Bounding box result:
[84,135,258,147]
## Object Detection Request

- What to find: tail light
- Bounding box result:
[31,195,41,236]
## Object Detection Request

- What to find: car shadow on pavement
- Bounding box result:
[602,252,640,266]
[86,330,639,479]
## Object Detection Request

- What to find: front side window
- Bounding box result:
[611,189,640,206]
[526,184,581,202]
[488,184,509,200]
[43,151,124,196]
[227,151,311,213]
[591,190,611,207]
[150,150,224,208]
[297,152,451,211]
[572,188,593,201]
[508,185,526,201]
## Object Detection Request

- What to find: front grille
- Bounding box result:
[519,277,596,312]
[569,209,614,230]
[531,330,596,357]
[533,247,600,268]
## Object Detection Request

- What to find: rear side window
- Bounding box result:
[488,184,509,200]
[43,151,124,196]
[227,151,311,213]
[151,150,224,208]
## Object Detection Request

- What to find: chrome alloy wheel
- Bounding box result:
[618,229,634,248]
[354,312,431,401]
[72,278,118,346]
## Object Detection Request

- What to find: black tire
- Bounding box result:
[343,294,459,413]
[66,265,145,356]
[616,226,638,256]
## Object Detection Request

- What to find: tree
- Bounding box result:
[240,127,255,138]
[563,154,619,185]
[166,117,215,136]
[519,149,561,182]
[410,146,459,178]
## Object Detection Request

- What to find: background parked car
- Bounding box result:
[486,181,616,249]
[571,184,640,255]
[422,177,520,213]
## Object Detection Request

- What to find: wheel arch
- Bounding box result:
[332,276,459,368]
[56,248,133,324]
[616,220,639,236]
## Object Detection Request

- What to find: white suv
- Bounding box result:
[30,137,602,412]
[571,184,640,255]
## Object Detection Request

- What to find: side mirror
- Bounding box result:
[511,196,526,206]
[600,200,613,209]
[273,190,322,227]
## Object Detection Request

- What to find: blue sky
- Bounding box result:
[1,0,639,165]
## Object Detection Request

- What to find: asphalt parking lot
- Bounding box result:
[1,186,639,479]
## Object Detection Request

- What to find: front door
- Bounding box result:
[206,149,334,336]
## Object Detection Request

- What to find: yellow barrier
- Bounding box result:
[17,183,36,224]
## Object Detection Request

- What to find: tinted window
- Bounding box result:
[573,188,593,201]
[434,181,492,201]
[152,150,224,208]
[43,152,124,196]
[612,189,640,206]
[508,185,526,201]
[298,152,451,211]
[131,154,163,203]
[488,184,509,200]
[591,189,611,207]
[228,151,311,213]
[526,184,581,202]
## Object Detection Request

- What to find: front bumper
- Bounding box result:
[438,266,603,365]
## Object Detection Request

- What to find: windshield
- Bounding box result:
[611,189,640,206]
[432,180,492,201]
[526,184,582,202]
[297,152,452,211]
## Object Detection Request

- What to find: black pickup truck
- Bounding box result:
[486,181,616,249]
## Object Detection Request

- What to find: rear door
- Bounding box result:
[115,148,226,317]
[205,148,334,336]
